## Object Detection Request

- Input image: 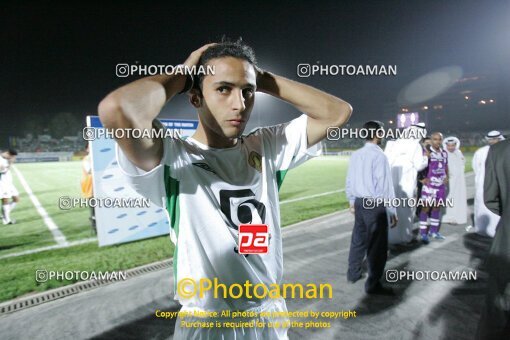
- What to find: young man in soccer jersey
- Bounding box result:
[418,132,449,244]
[98,39,352,339]
[0,149,20,225]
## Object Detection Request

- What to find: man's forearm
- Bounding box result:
[257,71,351,126]
[96,74,186,172]
[98,74,186,130]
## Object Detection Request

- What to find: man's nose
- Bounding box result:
[231,89,246,112]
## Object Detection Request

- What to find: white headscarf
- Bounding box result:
[406,122,427,141]
[485,130,505,141]
[443,136,461,151]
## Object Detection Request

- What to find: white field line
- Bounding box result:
[0,238,97,260]
[11,166,68,246]
[280,189,345,205]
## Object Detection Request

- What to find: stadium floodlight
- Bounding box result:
[397,66,463,106]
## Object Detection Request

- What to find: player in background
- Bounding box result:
[418,132,448,244]
[98,38,352,339]
[0,149,20,225]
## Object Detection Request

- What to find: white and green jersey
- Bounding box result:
[0,156,10,177]
[0,156,18,199]
[116,114,321,311]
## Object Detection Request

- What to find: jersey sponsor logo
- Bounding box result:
[192,162,217,175]
[430,151,446,162]
[219,189,266,230]
[238,224,269,254]
[219,189,268,256]
[248,151,262,172]
[429,176,445,185]
[423,184,440,195]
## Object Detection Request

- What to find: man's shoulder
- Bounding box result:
[240,123,284,144]
[243,115,307,139]
[242,126,265,139]
[163,134,191,149]
[367,143,385,156]
[490,139,510,154]
[475,145,489,155]
[351,147,363,158]
[157,135,193,165]
[353,144,384,158]
[243,120,290,138]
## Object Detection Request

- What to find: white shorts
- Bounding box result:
[0,181,19,199]
[174,298,290,340]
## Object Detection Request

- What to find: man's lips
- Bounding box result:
[227,119,245,127]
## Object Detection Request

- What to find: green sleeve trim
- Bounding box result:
[164,165,180,290]
[276,169,289,191]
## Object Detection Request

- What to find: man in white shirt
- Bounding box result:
[98,38,352,339]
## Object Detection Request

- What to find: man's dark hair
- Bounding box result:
[7,149,18,156]
[194,37,257,89]
[362,120,384,141]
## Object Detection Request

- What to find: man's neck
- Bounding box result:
[365,140,380,147]
[192,124,238,149]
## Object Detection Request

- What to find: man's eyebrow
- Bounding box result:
[213,81,256,88]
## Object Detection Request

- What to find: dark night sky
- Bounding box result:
[1,0,509,146]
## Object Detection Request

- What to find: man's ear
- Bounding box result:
[188,88,202,108]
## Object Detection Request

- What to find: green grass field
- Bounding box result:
[0,153,473,302]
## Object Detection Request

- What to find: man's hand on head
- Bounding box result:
[183,43,217,69]
[255,67,277,94]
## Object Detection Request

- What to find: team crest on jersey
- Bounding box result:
[192,162,217,175]
[248,151,262,172]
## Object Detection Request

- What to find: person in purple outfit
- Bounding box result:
[418,132,449,244]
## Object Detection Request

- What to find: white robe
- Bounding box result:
[385,137,428,244]
[472,145,500,237]
[442,149,467,224]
